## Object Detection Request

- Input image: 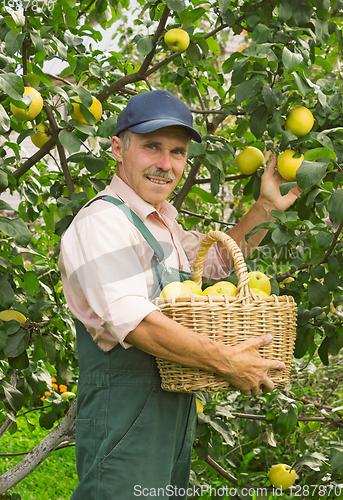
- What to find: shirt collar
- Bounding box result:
[108,174,178,223]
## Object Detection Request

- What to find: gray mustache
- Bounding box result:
[143,168,176,182]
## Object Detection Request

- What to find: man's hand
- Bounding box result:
[223,334,286,396]
[258,154,302,214]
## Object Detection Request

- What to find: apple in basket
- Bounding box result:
[202,281,236,297]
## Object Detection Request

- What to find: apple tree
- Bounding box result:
[0,0,343,497]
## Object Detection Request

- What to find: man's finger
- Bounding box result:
[256,333,274,347]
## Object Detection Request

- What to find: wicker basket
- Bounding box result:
[152,230,297,393]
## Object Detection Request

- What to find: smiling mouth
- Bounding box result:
[145,176,172,185]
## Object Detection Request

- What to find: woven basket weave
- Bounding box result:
[153,230,297,393]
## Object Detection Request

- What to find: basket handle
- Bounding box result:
[191,230,251,300]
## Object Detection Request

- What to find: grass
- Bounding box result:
[0,411,78,500]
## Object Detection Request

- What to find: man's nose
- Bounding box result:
[156,151,172,170]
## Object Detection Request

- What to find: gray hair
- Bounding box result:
[118,129,132,150]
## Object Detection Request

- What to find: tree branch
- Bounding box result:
[97,5,170,103]
[0,399,77,494]
[173,157,204,212]
[44,103,75,209]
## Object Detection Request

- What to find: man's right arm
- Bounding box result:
[125,310,285,397]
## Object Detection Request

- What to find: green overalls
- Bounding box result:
[71,196,197,500]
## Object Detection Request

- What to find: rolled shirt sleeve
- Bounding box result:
[59,200,160,349]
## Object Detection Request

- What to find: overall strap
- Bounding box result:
[86,195,165,264]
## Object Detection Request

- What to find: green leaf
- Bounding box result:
[315,231,333,249]
[136,37,153,56]
[99,116,117,138]
[5,31,26,57]
[235,79,260,104]
[262,85,278,111]
[0,380,24,412]
[271,227,292,246]
[307,280,330,307]
[58,130,81,154]
[315,18,330,45]
[0,324,8,350]
[0,104,10,134]
[164,0,185,12]
[279,0,292,22]
[296,161,328,190]
[23,271,40,294]
[292,2,312,25]
[187,141,207,159]
[5,9,25,27]
[84,155,107,175]
[245,222,278,242]
[252,24,271,43]
[189,186,217,204]
[250,105,269,139]
[30,30,44,52]
[270,210,298,223]
[0,217,32,246]
[293,453,324,471]
[206,37,221,57]
[282,46,303,72]
[41,335,56,362]
[245,418,262,440]
[209,419,234,446]
[0,73,24,101]
[331,450,343,473]
[304,147,336,161]
[0,276,15,308]
[4,329,29,358]
[328,189,343,224]
[9,350,29,370]
[0,168,9,190]
[293,72,312,96]
[185,42,201,65]
[39,411,58,430]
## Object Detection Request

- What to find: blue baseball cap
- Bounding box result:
[114,90,202,143]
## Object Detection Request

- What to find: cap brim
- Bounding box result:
[129,119,202,143]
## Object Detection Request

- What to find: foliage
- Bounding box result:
[0,0,343,497]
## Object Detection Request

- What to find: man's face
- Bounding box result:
[111,126,190,211]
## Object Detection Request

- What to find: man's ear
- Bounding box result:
[111,136,124,162]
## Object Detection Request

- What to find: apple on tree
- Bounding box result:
[268,464,296,489]
[235,146,264,175]
[284,106,314,137]
[164,28,190,53]
[277,150,304,181]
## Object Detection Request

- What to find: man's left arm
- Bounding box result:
[219,154,301,266]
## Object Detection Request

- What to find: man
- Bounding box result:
[59,90,300,499]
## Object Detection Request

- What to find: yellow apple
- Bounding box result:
[164,28,190,52]
[251,287,269,297]
[202,286,222,296]
[235,146,264,175]
[248,271,271,295]
[284,106,314,137]
[268,464,296,489]
[160,281,192,298]
[212,281,237,296]
[0,310,27,324]
[10,87,43,121]
[196,399,203,414]
[182,280,203,295]
[71,96,103,125]
[277,150,304,181]
[31,123,52,148]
